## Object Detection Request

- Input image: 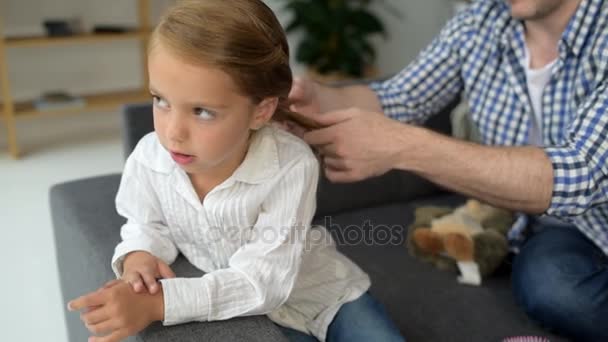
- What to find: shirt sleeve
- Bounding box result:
[111,156,179,278]
[369,8,472,124]
[159,156,318,325]
[544,81,608,218]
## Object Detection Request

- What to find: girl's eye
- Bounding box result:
[152,95,170,110]
[194,107,216,120]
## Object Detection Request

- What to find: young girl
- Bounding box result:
[68,1,404,341]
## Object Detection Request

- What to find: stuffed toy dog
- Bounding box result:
[407,199,514,285]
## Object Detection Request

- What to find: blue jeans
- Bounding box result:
[512,221,608,342]
[277,292,405,342]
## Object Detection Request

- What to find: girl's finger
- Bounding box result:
[141,272,159,294]
[68,291,105,311]
[81,306,110,326]
[158,261,176,279]
[86,321,113,337]
[122,272,144,293]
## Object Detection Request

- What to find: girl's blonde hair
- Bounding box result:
[151,0,292,117]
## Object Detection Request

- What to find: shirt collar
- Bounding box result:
[498,0,601,58]
[230,125,280,184]
[560,0,602,57]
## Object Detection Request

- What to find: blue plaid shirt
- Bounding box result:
[371,0,608,255]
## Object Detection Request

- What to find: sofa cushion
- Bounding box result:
[315,169,442,217]
[313,196,567,342]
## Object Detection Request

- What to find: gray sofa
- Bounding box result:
[50,103,567,342]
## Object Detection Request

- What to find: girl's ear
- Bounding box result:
[250,97,278,130]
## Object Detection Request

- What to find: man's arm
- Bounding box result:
[304,109,553,214]
[403,78,608,216]
[402,126,554,213]
[306,79,608,217]
[312,82,383,113]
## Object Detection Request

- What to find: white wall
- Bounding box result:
[268,0,454,77]
[1,0,455,102]
[370,0,454,75]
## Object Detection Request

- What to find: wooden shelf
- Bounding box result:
[4,31,149,48]
[0,0,151,158]
[0,89,150,119]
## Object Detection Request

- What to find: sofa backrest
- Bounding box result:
[121,102,155,159]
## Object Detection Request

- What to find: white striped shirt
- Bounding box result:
[111,126,370,341]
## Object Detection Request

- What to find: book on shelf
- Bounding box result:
[34,91,86,111]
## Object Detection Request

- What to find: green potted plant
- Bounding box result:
[283,0,389,80]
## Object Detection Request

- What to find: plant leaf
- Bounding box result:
[296,37,323,65]
[350,10,385,36]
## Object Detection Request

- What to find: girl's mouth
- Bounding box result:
[170,151,195,165]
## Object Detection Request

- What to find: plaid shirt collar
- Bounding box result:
[495,0,601,58]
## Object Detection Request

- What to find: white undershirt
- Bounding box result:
[522,44,557,146]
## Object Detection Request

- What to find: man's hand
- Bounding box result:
[122,251,175,294]
[68,280,164,342]
[288,76,322,118]
[303,107,410,183]
[282,77,323,138]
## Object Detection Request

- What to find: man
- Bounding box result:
[287,0,608,340]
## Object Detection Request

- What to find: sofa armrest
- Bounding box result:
[50,174,287,342]
[50,174,127,341]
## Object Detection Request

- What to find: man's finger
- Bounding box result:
[311,109,354,126]
[68,291,106,311]
[285,111,324,130]
[317,143,341,158]
[158,261,176,279]
[324,167,358,183]
[303,127,336,146]
[287,76,305,101]
[323,157,348,171]
[90,328,129,342]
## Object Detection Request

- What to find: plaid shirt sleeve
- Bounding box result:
[545,81,608,218]
[369,9,471,124]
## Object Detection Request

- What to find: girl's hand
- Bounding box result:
[122,251,175,294]
[68,280,164,342]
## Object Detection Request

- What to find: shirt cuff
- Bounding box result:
[159,277,211,326]
[543,146,592,218]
